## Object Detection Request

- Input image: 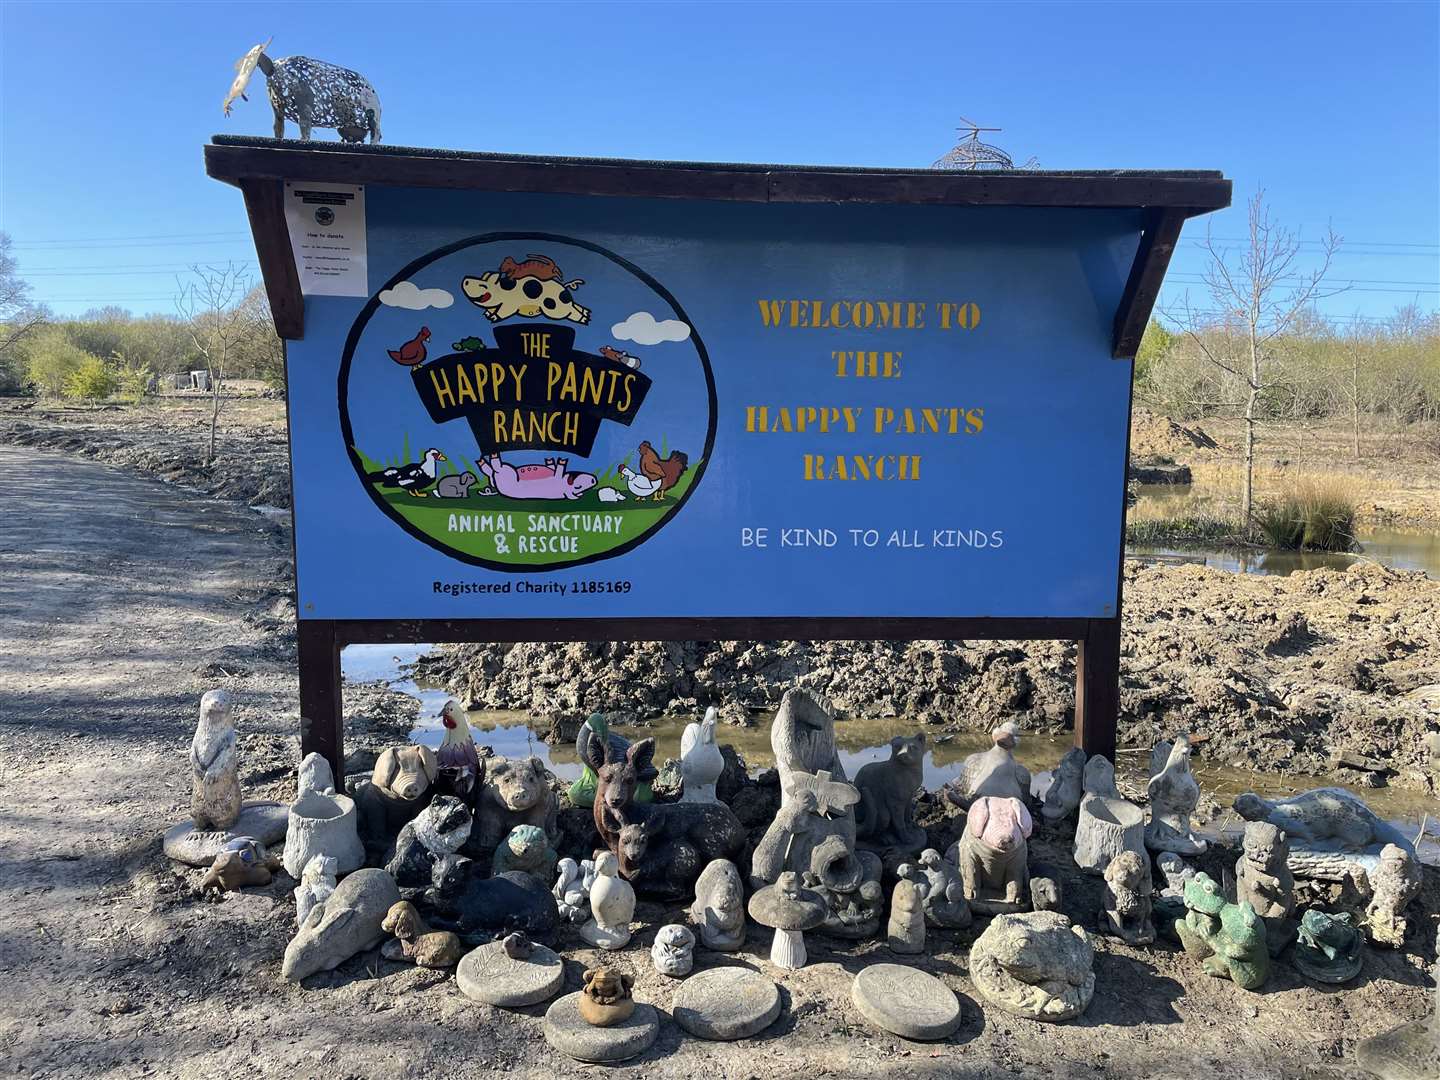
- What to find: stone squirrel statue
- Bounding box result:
[190,689,242,830]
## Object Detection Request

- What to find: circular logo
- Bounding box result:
[339,233,716,572]
[314,206,336,226]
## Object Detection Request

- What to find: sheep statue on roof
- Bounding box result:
[223,38,381,144]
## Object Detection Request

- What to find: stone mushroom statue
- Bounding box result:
[748,871,827,970]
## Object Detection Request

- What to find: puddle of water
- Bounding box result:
[1130,484,1440,577]
[340,645,1440,864]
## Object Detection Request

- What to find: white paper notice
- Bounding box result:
[283,182,368,297]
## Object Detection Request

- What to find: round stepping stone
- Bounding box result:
[162,801,289,866]
[672,967,782,1041]
[457,941,565,1008]
[851,964,961,1041]
[543,993,659,1063]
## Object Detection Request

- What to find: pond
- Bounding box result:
[342,643,1440,864]
[1129,483,1440,577]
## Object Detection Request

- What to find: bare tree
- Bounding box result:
[0,232,48,376]
[175,263,251,466]
[1164,190,1343,531]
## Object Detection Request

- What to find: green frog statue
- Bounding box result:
[1174,871,1270,991]
[1293,909,1364,985]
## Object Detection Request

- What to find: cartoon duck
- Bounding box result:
[387,327,431,366]
[367,448,446,497]
[618,463,662,500]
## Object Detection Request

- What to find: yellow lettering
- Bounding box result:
[429,368,456,410]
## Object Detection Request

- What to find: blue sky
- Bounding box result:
[1,0,1436,323]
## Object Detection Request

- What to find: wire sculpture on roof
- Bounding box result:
[932,118,1037,171]
[223,39,382,144]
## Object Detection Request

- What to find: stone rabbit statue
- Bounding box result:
[190,689,242,830]
[949,795,1032,914]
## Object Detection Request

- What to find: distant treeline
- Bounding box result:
[1138,305,1440,425]
[0,288,283,398]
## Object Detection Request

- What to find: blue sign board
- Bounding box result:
[286,185,1140,621]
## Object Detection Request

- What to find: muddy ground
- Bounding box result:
[1,441,1438,1080]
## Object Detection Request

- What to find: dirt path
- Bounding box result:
[0,445,1436,1080]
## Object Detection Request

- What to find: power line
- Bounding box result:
[12,231,251,246]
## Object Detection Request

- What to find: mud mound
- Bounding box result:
[419,561,1440,791]
[1130,406,1220,458]
[0,406,292,507]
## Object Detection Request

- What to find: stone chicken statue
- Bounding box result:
[223,38,382,143]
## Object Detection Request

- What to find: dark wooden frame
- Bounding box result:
[208,137,1229,780]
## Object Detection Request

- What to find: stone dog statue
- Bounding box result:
[949,795,1032,914]
[353,745,439,863]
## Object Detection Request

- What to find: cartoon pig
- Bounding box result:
[478,455,597,501]
[461,254,589,325]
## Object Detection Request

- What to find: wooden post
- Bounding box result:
[1075,617,1121,762]
[297,620,344,780]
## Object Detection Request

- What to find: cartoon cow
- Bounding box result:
[461,255,589,325]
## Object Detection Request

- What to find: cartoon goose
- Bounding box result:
[618,463,662,500]
[367,448,446,497]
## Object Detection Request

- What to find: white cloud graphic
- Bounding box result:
[379,281,454,310]
[611,311,691,346]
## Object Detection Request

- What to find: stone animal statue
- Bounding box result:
[651,924,696,977]
[943,722,1030,808]
[352,745,439,863]
[569,713,654,809]
[949,795,1032,914]
[887,870,927,954]
[1174,871,1269,991]
[424,858,560,945]
[771,689,846,788]
[587,735,746,899]
[918,848,972,929]
[295,854,337,926]
[679,706,724,803]
[200,836,275,893]
[1235,821,1295,955]
[1029,864,1063,913]
[689,858,746,951]
[223,39,382,143]
[385,795,471,891]
[1233,787,1415,892]
[580,851,635,949]
[970,911,1096,1022]
[474,755,559,852]
[190,689,242,831]
[1294,909,1364,984]
[552,857,590,924]
[750,765,863,890]
[1363,843,1422,948]
[1101,850,1155,946]
[492,823,558,883]
[296,751,336,798]
[854,733,927,852]
[1145,735,1207,855]
[579,967,635,1027]
[380,900,463,969]
[1035,747,1086,824]
[282,868,401,982]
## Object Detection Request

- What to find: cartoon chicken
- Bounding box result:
[387,326,431,366]
[637,440,688,501]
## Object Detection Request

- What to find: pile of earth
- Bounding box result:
[0,401,293,508]
[416,560,1440,791]
[1128,405,1220,459]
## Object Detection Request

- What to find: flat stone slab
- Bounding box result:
[457,941,565,1008]
[851,964,961,1041]
[162,801,288,866]
[544,993,659,1063]
[672,967,782,1041]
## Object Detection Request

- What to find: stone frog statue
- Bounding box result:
[949,795,1032,914]
[970,911,1096,1022]
[492,824,558,884]
[1174,871,1269,991]
[854,733,927,852]
[353,745,439,863]
[473,755,559,853]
